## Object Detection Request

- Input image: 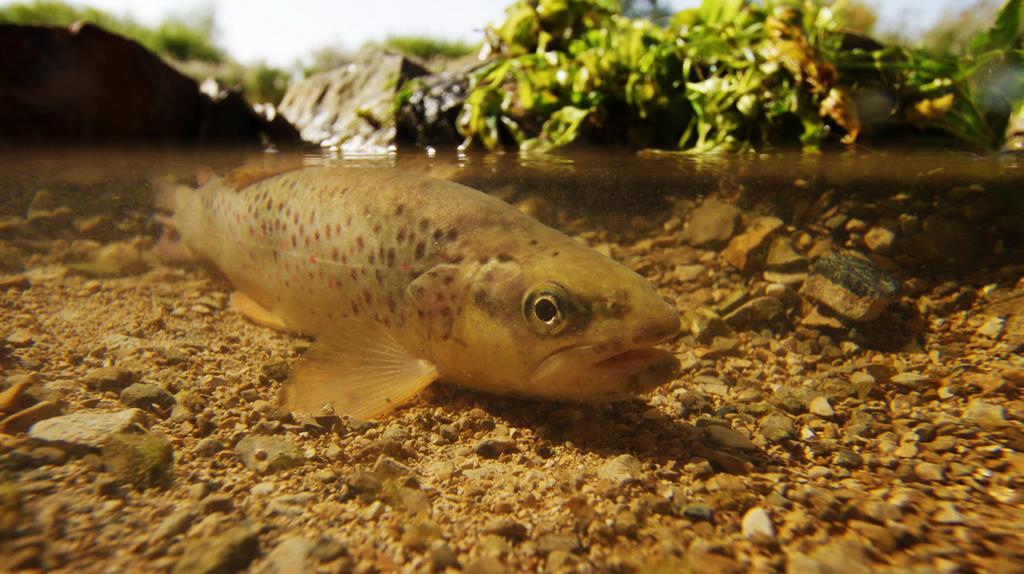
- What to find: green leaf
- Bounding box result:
[968,0,1022,55]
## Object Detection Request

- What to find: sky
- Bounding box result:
[21,0,987,66]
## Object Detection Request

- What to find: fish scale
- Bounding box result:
[162,165,680,418]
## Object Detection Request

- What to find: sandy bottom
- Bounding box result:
[1,186,1023,574]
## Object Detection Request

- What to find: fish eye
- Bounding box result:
[523,284,570,336]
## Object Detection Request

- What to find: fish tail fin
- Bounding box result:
[152,177,198,264]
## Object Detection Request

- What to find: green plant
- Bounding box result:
[456,0,1024,152]
[382,35,479,59]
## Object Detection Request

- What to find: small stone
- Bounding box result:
[201,494,234,514]
[704,425,757,451]
[964,399,1006,425]
[82,366,137,392]
[484,518,528,541]
[673,264,707,283]
[934,502,964,524]
[101,431,173,490]
[151,509,198,542]
[680,200,741,247]
[789,539,871,574]
[597,454,643,486]
[473,436,516,459]
[723,296,784,328]
[682,503,714,522]
[120,383,176,412]
[864,226,895,254]
[799,250,899,322]
[29,408,146,450]
[251,482,274,496]
[535,532,580,556]
[765,237,806,270]
[893,443,919,459]
[428,541,460,571]
[975,317,1005,339]
[235,436,305,474]
[4,329,34,348]
[195,438,225,457]
[172,525,260,574]
[261,537,314,574]
[741,507,775,540]
[760,413,795,443]
[833,448,862,469]
[722,216,784,271]
[914,462,946,483]
[464,556,510,574]
[401,519,442,551]
[808,396,834,417]
[847,520,897,553]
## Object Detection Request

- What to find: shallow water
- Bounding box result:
[1,147,1022,572]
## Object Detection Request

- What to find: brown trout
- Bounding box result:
[159,166,680,418]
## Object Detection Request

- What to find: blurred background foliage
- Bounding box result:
[2,0,1021,151]
[457,0,1023,152]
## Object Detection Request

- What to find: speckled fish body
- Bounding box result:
[163,166,680,418]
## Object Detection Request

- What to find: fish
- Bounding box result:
[157,165,680,419]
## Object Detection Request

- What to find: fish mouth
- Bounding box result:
[529,337,679,401]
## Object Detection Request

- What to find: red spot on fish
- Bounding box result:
[401,261,410,272]
[310,255,318,264]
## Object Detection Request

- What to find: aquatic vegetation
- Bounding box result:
[457,0,1024,152]
[382,35,480,59]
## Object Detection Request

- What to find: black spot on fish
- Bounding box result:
[387,248,396,267]
[397,228,406,243]
[415,241,426,261]
[551,251,559,257]
[395,204,405,216]
[478,256,489,265]
[497,253,515,262]
[356,236,365,251]
[447,229,459,241]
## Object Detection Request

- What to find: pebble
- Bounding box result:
[760,413,795,442]
[788,539,872,574]
[704,425,757,451]
[68,241,147,277]
[82,366,138,392]
[975,316,1005,339]
[597,454,643,486]
[101,431,173,490]
[120,383,176,412]
[682,503,714,522]
[200,494,234,514]
[464,556,510,574]
[483,518,528,541]
[863,226,895,254]
[913,462,946,483]
[808,396,834,417]
[535,533,580,556]
[934,502,965,524]
[235,436,304,474]
[723,296,784,328]
[833,448,862,469]
[151,509,198,542]
[798,249,899,322]
[964,399,1006,425]
[428,541,460,570]
[172,525,260,574]
[28,408,146,450]
[765,237,806,270]
[741,507,775,540]
[721,216,784,270]
[4,329,35,348]
[260,536,313,574]
[473,436,516,458]
[680,200,741,246]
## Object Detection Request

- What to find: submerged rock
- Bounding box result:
[279,46,429,151]
[799,250,899,322]
[235,435,305,474]
[28,408,145,450]
[722,216,784,271]
[101,431,173,490]
[680,200,741,247]
[173,525,260,574]
[395,71,469,147]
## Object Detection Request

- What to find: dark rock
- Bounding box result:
[172,525,260,574]
[200,494,234,514]
[484,518,529,541]
[799,250,899,322]
[760,413,795,442]
[279,46,428,150]
[101,431,173,490]
[0,22,297,146]
[723,296,785,329]
[680,200,742,247]
[395,71,469,146]
[235,435,304,474]
[473,436,516,459]
[682,503,714,522]
[82,366,137,392]
[120,383,175,412]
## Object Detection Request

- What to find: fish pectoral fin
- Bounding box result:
[230,291,290,332]
[280,326,439,420]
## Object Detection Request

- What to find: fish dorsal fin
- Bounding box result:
[280,322,439,420]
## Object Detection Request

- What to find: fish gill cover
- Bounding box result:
[452,0,1024,152]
